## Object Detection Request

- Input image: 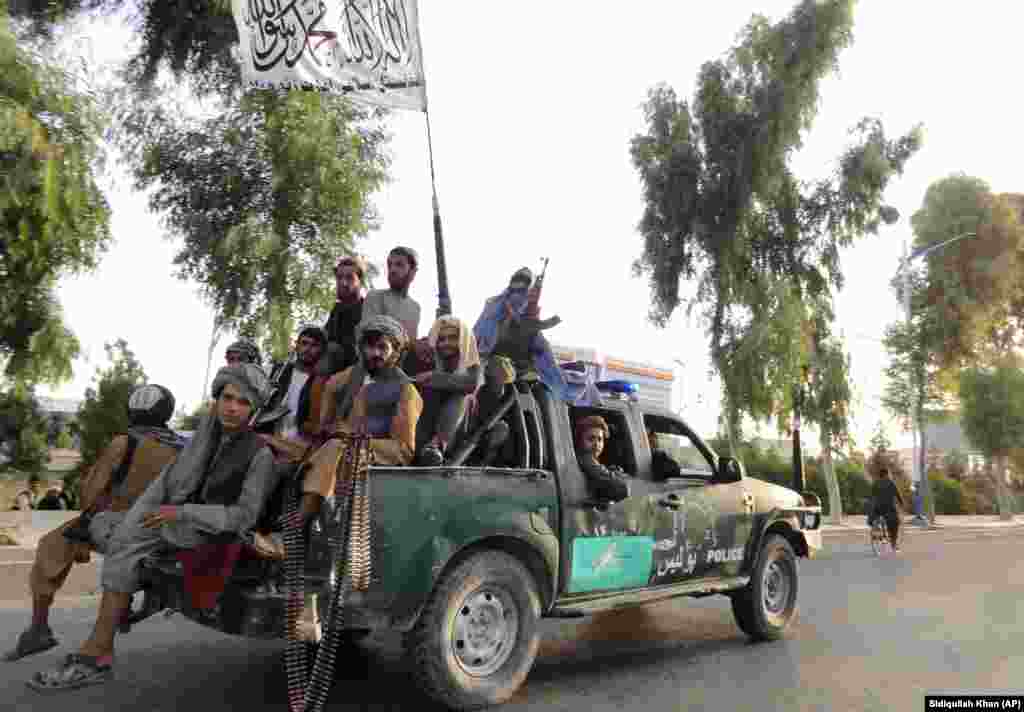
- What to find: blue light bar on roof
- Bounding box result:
[596,380,639,395]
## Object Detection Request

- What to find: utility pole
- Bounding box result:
[792,381,805,492]
[899,232,976,526]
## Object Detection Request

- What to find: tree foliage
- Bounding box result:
[630,0,921,451]
[911,175,1024,369]
[118,87,390,360]
[68,338,147,505]
[10,2,392,361]
[0,384,50,473]
[1,6,111,382]
[958,360,1024,518]
[959,363,1024,461]
[8,0,239,96]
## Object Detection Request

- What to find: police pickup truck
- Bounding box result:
[135,378,822,710]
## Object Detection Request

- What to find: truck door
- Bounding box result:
[643,417,755,585]
[564,405,659,595]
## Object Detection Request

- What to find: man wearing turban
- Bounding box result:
[413,316,483,466]
[297,316,423,643]
[305,315,424,516]
[27,364,279,692]
[224,339,262,368]
[5,385,185,663]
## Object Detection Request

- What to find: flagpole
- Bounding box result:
[425,107,451,318]
[414,3,451,319]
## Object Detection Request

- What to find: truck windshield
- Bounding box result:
[643,415,714,477]
[652,432,713,475]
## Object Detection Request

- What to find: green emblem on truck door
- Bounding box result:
[568,536,655,593]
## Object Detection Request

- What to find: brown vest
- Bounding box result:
[82,435,181,513]
[112,438,181,511]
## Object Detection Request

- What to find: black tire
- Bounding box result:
[404,550,542,711]
[731,533,799,641]
[304,630,372,679]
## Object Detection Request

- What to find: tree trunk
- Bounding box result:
[820,427,843,525]
[916,383,935,523]
[919,422,935,522]
[993,454,1014,521]
[722,394,739,457]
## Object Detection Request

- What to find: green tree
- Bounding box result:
[67,338,147,507]
[942,449,969,481]
[118,83,390,361]
[10,2,391,361]
[869,421,891,455]
[1,6,111,382]
[10,0,241,96]
[630,0,920,454]
[882,176,1023,521]
[0,384,50,474]
[912,176,1024,368]
[175,401,210,432]
[54,428,73,450]
[958,361,1024,520]
[804,323,854,523]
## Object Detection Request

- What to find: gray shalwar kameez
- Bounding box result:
[99,365,278,594]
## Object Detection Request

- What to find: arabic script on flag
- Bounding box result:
[231,0,427,111]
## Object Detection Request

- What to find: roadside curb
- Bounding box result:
[821,521,1024,534]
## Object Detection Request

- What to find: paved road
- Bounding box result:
[2,526,1023,711]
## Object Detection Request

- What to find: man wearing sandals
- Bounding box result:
[413,316,483,466]
[4,384,184,664]
[26,364,278,692]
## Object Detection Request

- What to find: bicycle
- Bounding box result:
[867,510,905,555]
[869,514,892,556]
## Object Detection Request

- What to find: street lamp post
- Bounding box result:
[899,231,976,526]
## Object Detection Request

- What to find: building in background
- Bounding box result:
[551,343,677,412]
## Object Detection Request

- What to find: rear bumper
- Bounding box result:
[137,558,387,639]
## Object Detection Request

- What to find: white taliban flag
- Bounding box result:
[231,0,427,111]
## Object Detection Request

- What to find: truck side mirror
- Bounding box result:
[716,456,744,483]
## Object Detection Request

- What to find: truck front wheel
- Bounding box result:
[731,533,799,641]
[405,550,542,710]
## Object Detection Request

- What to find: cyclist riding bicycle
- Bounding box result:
[867,466,905,551]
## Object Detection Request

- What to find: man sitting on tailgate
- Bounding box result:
[4,385,185,662]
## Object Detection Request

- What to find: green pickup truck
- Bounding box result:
[135,378,822,710]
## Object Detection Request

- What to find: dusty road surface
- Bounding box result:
[2,526,1023,712]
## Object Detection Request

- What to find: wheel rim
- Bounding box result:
[762,560,791,615]
[451,586,519,677]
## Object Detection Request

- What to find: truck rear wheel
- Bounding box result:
[405,550,542,710]
[731,533,798,641]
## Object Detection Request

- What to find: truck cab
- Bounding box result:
[135,377,822,710]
